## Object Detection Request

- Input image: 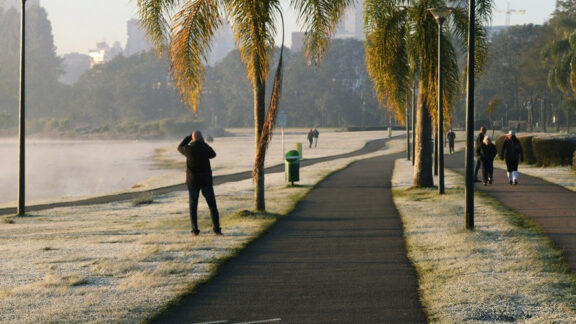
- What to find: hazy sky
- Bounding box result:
[40,0,556,55]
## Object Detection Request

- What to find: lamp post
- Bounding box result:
[17,0,26,216]
[428,7,452,195]
[465,0,476,230]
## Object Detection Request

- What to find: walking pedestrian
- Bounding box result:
[474,126,487,182]
[500,130,524,185]
[307,128,314,148]
[447,128,456,154]
[479,136,497,185]
[312,128,319,147]
[178,130,222,235]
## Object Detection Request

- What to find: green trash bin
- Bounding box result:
[285,150,300,185]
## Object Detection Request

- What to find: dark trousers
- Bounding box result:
[187,184,220,232]
[474,157,482,180]
[482,159,494,183]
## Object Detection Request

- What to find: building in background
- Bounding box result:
[125,18,152,57]
[206,22,236,66]
[334,0,363,40]
[60,53,91,85]
[88,41,122,67]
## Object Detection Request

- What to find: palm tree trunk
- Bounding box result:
[413,82,434,187]
[254,79,266,211]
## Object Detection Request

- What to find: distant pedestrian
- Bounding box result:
[474,126,487,182]
[178,130,222,235]
[446,128,456,154]
[479,136,497,185]
[312,128,319,147]
[307,128,314,148]
[500,130,523,185]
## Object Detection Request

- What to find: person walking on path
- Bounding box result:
[178,130,221,235]
[474,126,487,182]
[312,128,319,147]
[500,129,524,185]
[479,136,497,185]
[447,128,456,154]
[307,128,314,148]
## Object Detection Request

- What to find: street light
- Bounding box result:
[428,6,453,195]
[465,0,476,230]
[17,0,26,216]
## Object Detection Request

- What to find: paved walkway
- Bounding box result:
[153,153,427,323]
[445,152,576,273]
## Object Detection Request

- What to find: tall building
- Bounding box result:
[334,0,363,40]
[206,22,236,66]
[125,18,152,57]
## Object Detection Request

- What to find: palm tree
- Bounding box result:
[542,17,576,133]
[137,0,352,211]
[363,0,492,187]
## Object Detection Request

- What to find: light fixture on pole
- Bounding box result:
[428,6,452,195]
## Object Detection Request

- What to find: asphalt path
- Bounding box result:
[445,152,576,273]
[0,138,389,216]
[152,152,427,324]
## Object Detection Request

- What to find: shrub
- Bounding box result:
[532,136,576,166]
[517,136,536,164]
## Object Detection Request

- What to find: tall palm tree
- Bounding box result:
[137,0,352,211]
[363,0,492,187]
[542,17,576,132]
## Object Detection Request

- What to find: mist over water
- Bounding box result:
[0,138,179,205]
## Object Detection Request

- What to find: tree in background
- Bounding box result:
[363,0,493,187]
[137,0,353,211]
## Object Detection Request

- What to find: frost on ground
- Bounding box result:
[0,131,402,323]
[392,159,576,323]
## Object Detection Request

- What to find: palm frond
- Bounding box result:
[170,0,223,111]
[364,0,410,119]
[137,0,179,54]
[227,0,280,86]
[292,0,355,66]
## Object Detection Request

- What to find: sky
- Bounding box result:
[39,0,557,56]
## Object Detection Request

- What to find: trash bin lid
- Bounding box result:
[285,150,300,160]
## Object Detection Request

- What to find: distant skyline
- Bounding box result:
[38,0,556,56]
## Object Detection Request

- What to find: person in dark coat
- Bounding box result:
[307,128,314,148]
[178,130,221,235]
[446,128,456,154]
[474,126,486,182]
[479,136,497,185]
[312,128,319,147]
[500,130,524,185]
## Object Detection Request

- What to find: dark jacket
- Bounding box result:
[500,136,524,163]
[479,143,497,162]
[474,132,485,156]
[178,135,216,188]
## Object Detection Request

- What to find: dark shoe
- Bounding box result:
[509,180,513,185]
[191,230,200,236]
[214,229,222,235]
[513,180,518,185]
[489,179,493,184]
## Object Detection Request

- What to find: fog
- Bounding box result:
[0,138,179,205]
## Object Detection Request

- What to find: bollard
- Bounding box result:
[295,142,302,159]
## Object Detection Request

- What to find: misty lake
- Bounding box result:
[0,138,181,205]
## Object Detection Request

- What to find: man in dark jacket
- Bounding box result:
[474,126,486,182]
[178,130,221,235]
[500,130,524,185]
